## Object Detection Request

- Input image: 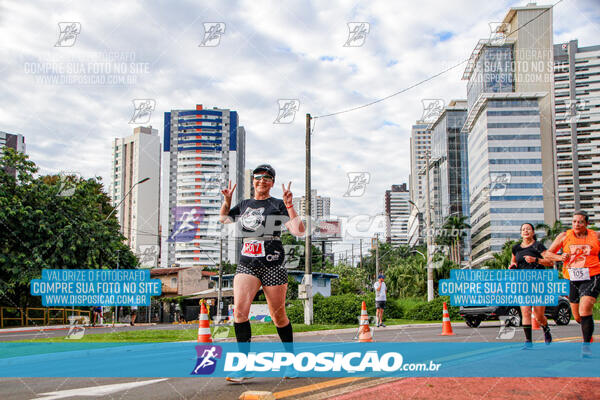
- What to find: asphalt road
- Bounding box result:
[0,321,592,400]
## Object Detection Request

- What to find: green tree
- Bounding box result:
[280,232,330,272]
[0,148,138,308]
[324,263,371,295]
[535,221,567,246]
[483,239,518,269]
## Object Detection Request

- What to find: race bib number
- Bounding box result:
[242,240,265,257]
[568,267,590,282]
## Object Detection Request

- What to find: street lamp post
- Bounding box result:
[105,177,150,222]
[105,177,150,325]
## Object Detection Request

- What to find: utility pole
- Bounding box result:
[351,243,354,268]
[425,151,434,302]
[359,238,363,268]
[375,233,380,280]
[217,235,223,322]
[304,113,313,325]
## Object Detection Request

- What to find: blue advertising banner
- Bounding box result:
[30,269,162,306]
[439,269,569,306]
[1,342,598,378]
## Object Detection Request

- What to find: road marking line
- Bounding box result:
[299,377,402,400]
[32,378,168,400]
[273,377,364,399]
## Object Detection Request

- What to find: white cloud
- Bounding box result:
[1,0,598,256]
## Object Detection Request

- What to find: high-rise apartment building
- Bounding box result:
[0,131,26,178]
[429,100,470,261]
[408,122,431,247]
[409,123,432,205]
[161,105,245,268]
[554,40,600,226]
[384,184,411,246]
[110,126,161,268]
[463,4,556,266]
[292,189,331,219]
[244,169,254,199]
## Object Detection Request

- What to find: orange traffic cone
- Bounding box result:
[197,302,212,343]
[532,307,541,330]
[358,301,373,342]
[440,302,455,336]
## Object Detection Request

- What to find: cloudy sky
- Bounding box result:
[1,0,599,254]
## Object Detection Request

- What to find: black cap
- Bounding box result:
[253,164,276,179]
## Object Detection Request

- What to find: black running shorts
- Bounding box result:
[569,274,600,303]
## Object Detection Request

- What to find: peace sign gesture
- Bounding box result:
[282,182,293,207]
[221,180,237,204]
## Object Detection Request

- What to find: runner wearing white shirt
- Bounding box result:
[374,275,387,327]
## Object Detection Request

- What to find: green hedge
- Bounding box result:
[286,294,403,325]
[404,296,460,321]
[286,295,457,324]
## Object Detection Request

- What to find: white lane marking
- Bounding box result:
[32,378,168,400]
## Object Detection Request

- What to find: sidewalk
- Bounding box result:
[0,323,156,333]
[0,321,440,336]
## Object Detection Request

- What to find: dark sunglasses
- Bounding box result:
[254,174,273,181]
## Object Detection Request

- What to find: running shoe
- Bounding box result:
[380,323,386,327]
[226,376,254,384]
[543,326,552,344]
[521,341,533,350]
[581,344,592,359]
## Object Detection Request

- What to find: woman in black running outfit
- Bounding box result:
[220,164,304,352]
[509,223,554,346]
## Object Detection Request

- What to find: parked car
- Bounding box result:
[459,296,571,328]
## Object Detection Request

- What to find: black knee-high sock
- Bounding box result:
[523,324,532,342]
[277,322,294,354]
[276,322,294,342]
[234,320,252,342]
[581,315,594,343]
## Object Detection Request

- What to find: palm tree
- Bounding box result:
[483,239,518,269]
[535,221,567,245]
[438,215,471,264]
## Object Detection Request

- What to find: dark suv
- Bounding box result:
[459,296,571,328]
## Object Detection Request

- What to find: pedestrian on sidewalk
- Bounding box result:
[91,306,102,326]
[130,305,138,326]
[374,275,387,327]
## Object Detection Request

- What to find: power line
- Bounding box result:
[313,0,563,120]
